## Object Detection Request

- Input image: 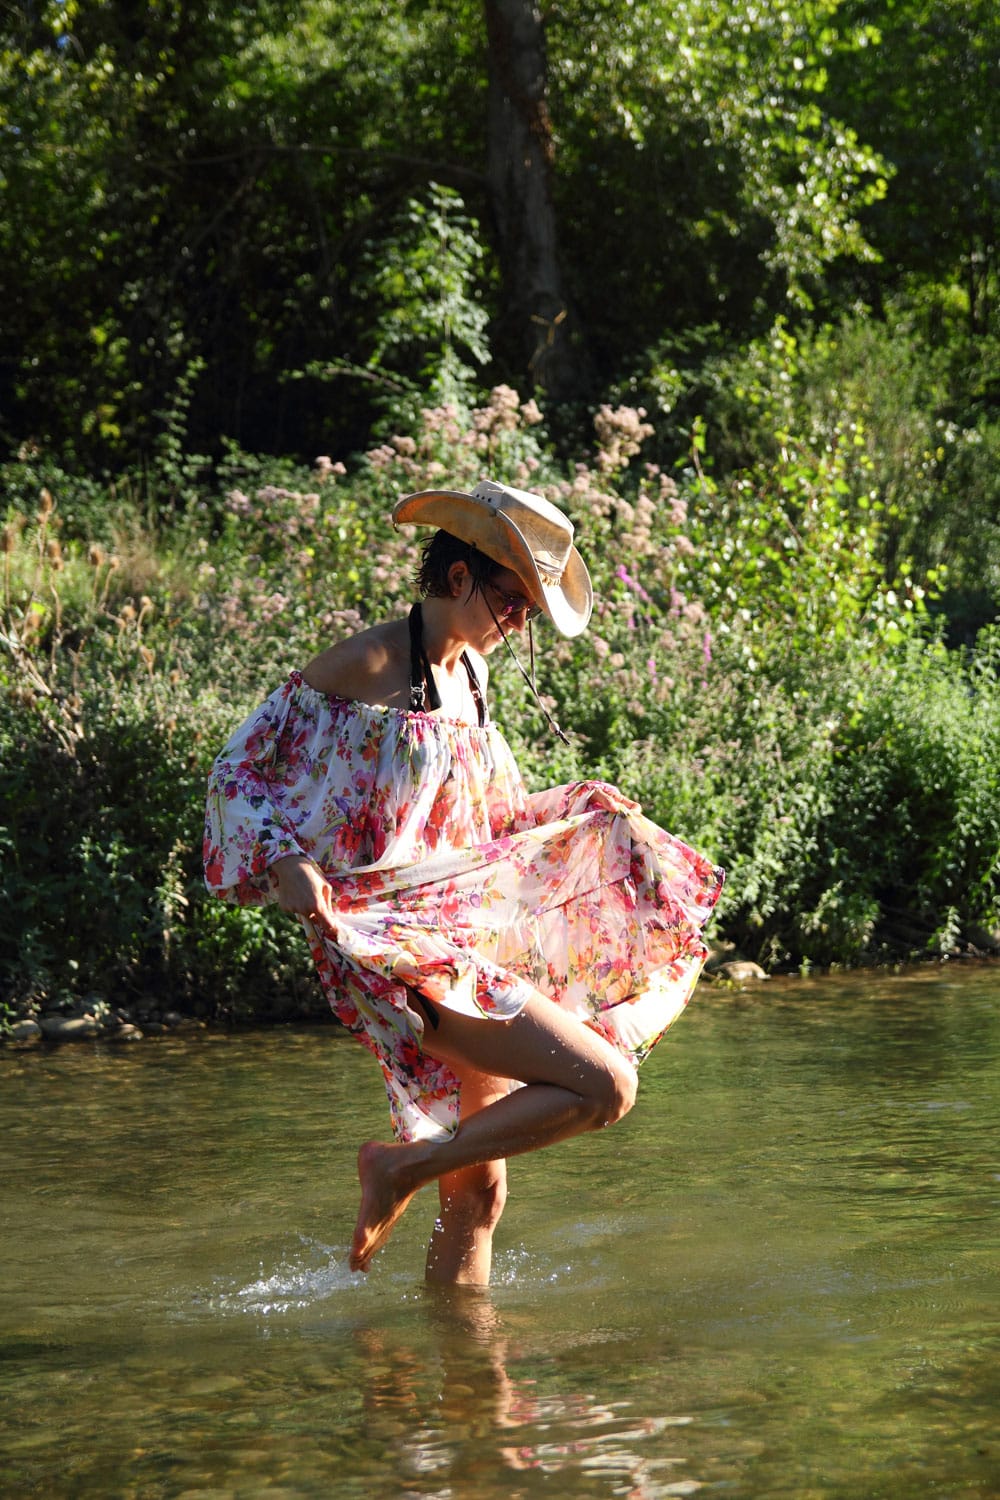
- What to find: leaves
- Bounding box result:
[0,0,958,465]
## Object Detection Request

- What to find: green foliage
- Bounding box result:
[791,627,1000,965]
[2,0,999,1015]
[295,183,495,436]
[0,671,289,1012]
[364,184,492,405]
[827,0,998,330]
[3,381,999,1025]
[5,0,973,468]
[1,0,412,462]
[552,0,889,318]
[0,497,320,1017]
[635,309,1000,631]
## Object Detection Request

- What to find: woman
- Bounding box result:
[204,478,723,1285]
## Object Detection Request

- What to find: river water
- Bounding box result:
[2,965,998,1499]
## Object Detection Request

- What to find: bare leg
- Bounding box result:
[350,991,636,1273]
[425,1068,509,1287]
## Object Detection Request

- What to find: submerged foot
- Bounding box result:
[349,1141,418,1272]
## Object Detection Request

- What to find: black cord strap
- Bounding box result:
[484,603,570,746]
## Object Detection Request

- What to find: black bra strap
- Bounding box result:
[407,603,487,725]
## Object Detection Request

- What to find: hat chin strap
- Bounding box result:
[482,594,570,746]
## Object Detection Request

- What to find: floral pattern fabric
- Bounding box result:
[204,672,724,1141]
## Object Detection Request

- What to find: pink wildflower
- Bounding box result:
[225,489,251,516]
[616,563,652,604]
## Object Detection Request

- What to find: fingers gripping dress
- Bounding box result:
[204,671,724,1142]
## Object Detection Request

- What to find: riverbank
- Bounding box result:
[4,425,999,1015]
[6,946,998,1052]
[1,986,333,1050]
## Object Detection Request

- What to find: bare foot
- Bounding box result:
[349,1141,418,1272]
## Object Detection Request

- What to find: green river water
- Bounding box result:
[2,965,998,1499]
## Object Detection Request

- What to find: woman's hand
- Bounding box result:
[270,854,336,931]
[584,780,643,816]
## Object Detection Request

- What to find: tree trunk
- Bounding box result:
[483,0,593,400]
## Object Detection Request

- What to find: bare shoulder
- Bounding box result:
[303,618,410,708]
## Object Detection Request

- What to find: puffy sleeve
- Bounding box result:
[203,678,310,906]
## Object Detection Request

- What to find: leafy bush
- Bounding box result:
[640,310,1000,633]
[820,628,1000,954]
[0,494,319,1019]
[3,385,998,1025]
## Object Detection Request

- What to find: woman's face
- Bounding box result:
[454,564,539,650]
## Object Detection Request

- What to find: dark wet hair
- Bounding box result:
[414,529,503,599]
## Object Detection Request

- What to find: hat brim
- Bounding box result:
[392,489,592,638]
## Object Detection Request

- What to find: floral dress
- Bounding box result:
[204,672,724,1141]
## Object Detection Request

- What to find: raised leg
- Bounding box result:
[350,990,636,1273]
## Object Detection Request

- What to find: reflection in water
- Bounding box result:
[351,1288,699,1497]
[206,1253,701,1496]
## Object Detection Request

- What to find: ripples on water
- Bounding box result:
[2,965,998,1498]
[207,1238,574,1318]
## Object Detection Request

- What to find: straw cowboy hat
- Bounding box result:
[392,479,593,637]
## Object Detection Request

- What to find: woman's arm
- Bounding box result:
[525,780,642,824]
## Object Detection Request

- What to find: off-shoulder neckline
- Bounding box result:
[290,670,495,733]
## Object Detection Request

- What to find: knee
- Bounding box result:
[445,1163,508,1232]
[585,1058,637,1129]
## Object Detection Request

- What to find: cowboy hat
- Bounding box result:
[392,479,593,637]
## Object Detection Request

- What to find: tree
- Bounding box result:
[484,0,594,397]
[546,0,889,361]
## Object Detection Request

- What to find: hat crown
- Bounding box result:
[470,480,573,583]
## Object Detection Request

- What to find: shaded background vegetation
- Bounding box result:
[1,0,998,1024]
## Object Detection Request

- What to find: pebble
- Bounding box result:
[966,923,1000,953]
[38,1014,102,1041]
[716,959,768,983]
[187,1375,245,1397]
[9,1019,42,1044]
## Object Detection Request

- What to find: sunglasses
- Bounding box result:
[489,583,542,622]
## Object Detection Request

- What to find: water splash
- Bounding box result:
[209,1237,363,1315]
[490,1244,573,1288]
